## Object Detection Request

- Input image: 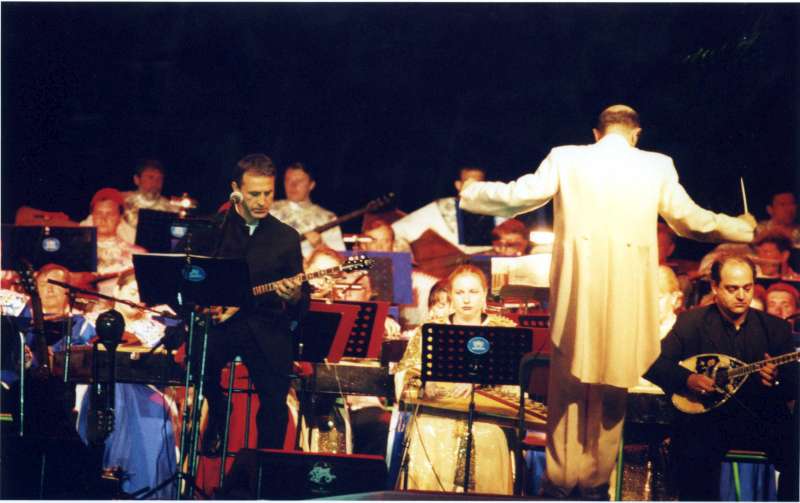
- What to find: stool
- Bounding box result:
[218,357,256,488]
[722,449,775,501]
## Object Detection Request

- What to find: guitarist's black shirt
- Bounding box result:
[644,304,797,415]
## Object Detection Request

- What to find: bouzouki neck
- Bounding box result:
[726,351,800,380]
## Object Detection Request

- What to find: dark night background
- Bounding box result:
[2,3,798,260]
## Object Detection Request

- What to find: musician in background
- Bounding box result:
[395,264,517,494]
[121,159,178,233]
[765,282,798,320]
[357,219,401,252]
[21,264,94,365]
[270,162,345,257]
[755,192,799,248]
[192,153,308,455]
[644,256,798,501]
[80,187,136,245]
[754,232,798,279]
[490,218,530,257]
[391,166,487,253]
[79,188,145,295]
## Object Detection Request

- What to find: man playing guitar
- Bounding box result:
[188,154,308,455]
[645,255,798,501]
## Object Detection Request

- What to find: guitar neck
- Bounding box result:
[727,351,800,380]
[300,207,370,241]
[251,265,342,296]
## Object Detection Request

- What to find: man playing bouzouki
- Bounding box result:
[645,255,798,501]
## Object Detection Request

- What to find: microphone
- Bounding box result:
[229,191,243,204]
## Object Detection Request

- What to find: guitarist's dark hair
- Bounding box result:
[232,153,276,184]
[710,255,756,284]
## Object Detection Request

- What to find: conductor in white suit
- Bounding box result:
[459,104,756,499]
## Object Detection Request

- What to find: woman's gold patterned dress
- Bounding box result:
[394,314,517,494]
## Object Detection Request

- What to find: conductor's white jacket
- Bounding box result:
[460,133,753,388]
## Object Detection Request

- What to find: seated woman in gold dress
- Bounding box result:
[394,264,517,495]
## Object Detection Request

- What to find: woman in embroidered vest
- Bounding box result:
[395,264,516,494]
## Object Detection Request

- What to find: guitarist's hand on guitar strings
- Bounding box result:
[275,276,303,304]
[759,353,778,387]
[687,373,715,395]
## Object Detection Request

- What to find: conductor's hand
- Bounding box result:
[275,277,303,304]
[687,373,716,395]
[737,213,757,229]
[759,353,778,387]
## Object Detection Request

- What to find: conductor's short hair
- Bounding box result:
[596,105,641,133]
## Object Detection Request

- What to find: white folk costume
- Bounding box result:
[460,132,753,496]
[270,199,345,257]
[394,314,517,495]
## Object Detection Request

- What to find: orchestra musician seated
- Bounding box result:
[765,282,798,321]
[394,264,517,495]
[356,219,400,253]
[490,218,531,257]
[644,255,799,501]
[391,166,488,253]
[79,188,145,295]
[754,232,799,279]
[270,162,346,257]
[755,192,799,249]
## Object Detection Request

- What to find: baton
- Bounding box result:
[739,177,749,215]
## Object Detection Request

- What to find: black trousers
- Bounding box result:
[203,312,292,449]
[670,402,798,501]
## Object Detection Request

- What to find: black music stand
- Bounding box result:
[412,323,532,495]
[1,224,97,272]
[455,200,497,247]
[133,252,250,500]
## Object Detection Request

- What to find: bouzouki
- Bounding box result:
[213,255,374,324]
[299,193,395,242]
[671,351,800,414]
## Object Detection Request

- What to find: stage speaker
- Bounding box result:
[218,449,388,499]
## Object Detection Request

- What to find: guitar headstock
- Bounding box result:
[15,260,38,298]
[342,255,375,273]
[365,193,395,213]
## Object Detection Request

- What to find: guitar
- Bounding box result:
[671,351,800,414]
[299,193,395,242]
[15,260,50,378]
[213,255,374,324]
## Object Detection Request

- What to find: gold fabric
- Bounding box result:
[396,315,517,495]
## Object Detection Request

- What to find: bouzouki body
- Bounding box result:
[671,353,748,414]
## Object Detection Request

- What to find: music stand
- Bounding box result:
[133,252,250,499]
[416,323,532,495]
[303,301,361,363]
[339,301,389,359]
[1,224,97,272]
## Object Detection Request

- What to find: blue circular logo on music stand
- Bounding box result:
[182,265,206,282]
[170,224,188,239]
[42,237,61,252]
[467,336,490,355]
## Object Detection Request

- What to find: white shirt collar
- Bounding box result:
[597,132,632,148]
